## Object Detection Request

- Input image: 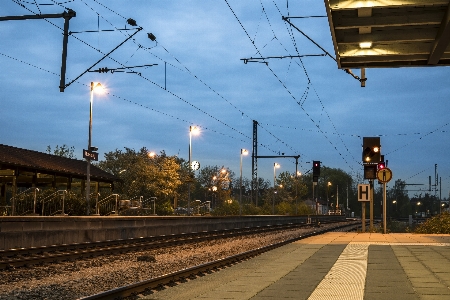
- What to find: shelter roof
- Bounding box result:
[324,0,450,68]
[0,144,117,183]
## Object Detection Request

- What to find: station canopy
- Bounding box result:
[0,144,118,188]
[324,0,450,68]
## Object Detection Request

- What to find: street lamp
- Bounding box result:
[336,184,339,214]
[240,149,248,215]
[273,163,280,214]
[327,181,332,214]
[392,200,397,217]
[416,201,422,216]
[86,81,102,215]
[188,125,199,216]
[295,171,301,215]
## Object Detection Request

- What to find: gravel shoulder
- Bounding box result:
[0,223,344,300]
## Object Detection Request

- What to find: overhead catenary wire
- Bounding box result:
[5,1,445,184]
[6,0,290,159]
[78,0,298,158]
[225,0,356,170]
[76,0,303,161]
[10,0,254,141]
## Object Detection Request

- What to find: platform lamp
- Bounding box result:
[86,82,102,215]
[240,149,248,215]
[273,163,280,214]
[188,125,199,216]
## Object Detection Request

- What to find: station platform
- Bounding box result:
[143,232,450,300]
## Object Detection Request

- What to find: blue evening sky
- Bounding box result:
[1,1,448,199]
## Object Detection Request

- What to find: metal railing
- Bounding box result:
[10,187,40,216]
[96,194,119,216]
[142,197,157,215]
[41,190,68,216]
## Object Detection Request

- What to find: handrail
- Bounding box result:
[142,197,157,214]
[97,194,119,216]
[41,190,67,216]
[10,187,39,216]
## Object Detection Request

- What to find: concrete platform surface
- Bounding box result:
[142,232,450,300]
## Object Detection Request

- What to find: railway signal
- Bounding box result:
[312,160,320,183]
[313,161,320,176]
[362,137,381,163]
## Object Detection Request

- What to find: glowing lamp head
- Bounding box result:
[190,126,200,135]
[359,42,372,49]
[91,82,103,93]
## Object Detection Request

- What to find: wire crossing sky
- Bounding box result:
[1,0,449,198]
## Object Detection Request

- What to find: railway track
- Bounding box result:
[0,218,339,270]
[80,220,361,300]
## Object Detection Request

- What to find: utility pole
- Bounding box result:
[0,10,76,92]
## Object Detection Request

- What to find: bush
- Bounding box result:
[415,212,450,234]
[211,201,240,216]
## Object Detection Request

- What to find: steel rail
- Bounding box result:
[80,221,361,300]
[0,220,334,270]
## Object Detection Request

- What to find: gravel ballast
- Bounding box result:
[0,223,344,299]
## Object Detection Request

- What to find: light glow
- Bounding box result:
[359,42,372,49]
[190,126,200,135]
[91,82,104,93]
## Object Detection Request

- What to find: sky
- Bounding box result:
[1,0,449,200]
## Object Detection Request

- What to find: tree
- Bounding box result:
[387,179,410,217]
[276,171,308,202]
[98,147,182,214]
[302,166,355,213]
[196,166,234,208]
[46,144,76,158]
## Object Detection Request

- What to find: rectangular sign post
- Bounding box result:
[83,149,98,161]
[358,184,370,232]
[358,184,370,201]
[362,202,365,232]
[383,182,387,234]
[370,180,374,231]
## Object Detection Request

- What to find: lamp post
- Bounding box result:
[327,181,331,214]
[212,185,217,209]
[392,200,397,218]
[273,163,280,214]
[188,125,199,216]
[86,81,102,215]
[416,201,421,216]
[336,184,339,214]
[295,171,301,215]
[240,149,248,215]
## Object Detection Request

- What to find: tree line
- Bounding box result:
[48,145,447,216]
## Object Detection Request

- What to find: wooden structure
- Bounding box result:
[0,144,118,211]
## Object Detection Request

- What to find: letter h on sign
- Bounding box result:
[358,184,370,202]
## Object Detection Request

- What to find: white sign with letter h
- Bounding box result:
[358,184,370,202]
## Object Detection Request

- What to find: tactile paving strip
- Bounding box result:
[308,243,369,300]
